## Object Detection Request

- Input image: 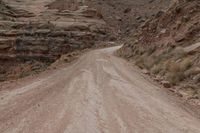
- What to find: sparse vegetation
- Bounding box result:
[119,0,200,103]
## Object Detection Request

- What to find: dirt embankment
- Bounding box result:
[0,0,113,81]
[118,0,200,105]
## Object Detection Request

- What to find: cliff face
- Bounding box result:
[86,0,171,35]
[0,0,111,81]
[118,0,200,101]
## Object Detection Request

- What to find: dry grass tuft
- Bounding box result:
[165,58,192,85]
[151,64,162,74]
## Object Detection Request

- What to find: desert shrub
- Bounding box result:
[166,71,185,85]
[165,58,192,85]
[136,53,165,71]
[143,56,155,70]
[180,58,192,71]
[151,64,163,74]
[167,61,181,72]
[173,47,187,59]
[165,61,184,85]
[135,56,145,69]
[153,54,165,65]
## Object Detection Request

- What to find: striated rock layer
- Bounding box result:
[0,0,112,81]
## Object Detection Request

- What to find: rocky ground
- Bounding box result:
[118,0,200,105]
[86,0,171,35]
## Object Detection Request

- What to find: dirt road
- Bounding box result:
[0,46,200,133]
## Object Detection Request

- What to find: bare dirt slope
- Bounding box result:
[0,46,200,133]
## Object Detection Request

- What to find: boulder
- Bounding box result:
[161,81,171,88]
[193,73,200,83]
[142,69,150,75]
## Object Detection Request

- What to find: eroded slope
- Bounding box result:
[118,0,200,104]
[86,0,171,35]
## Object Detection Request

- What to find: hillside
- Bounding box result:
[118,0,200,104]
[86,0,171,35]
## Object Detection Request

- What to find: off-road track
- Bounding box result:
[0,46,200,133]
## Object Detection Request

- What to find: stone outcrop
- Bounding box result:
[86,0,171,35]
[0,0,113,81]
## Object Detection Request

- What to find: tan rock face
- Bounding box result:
[0,0,113,81]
